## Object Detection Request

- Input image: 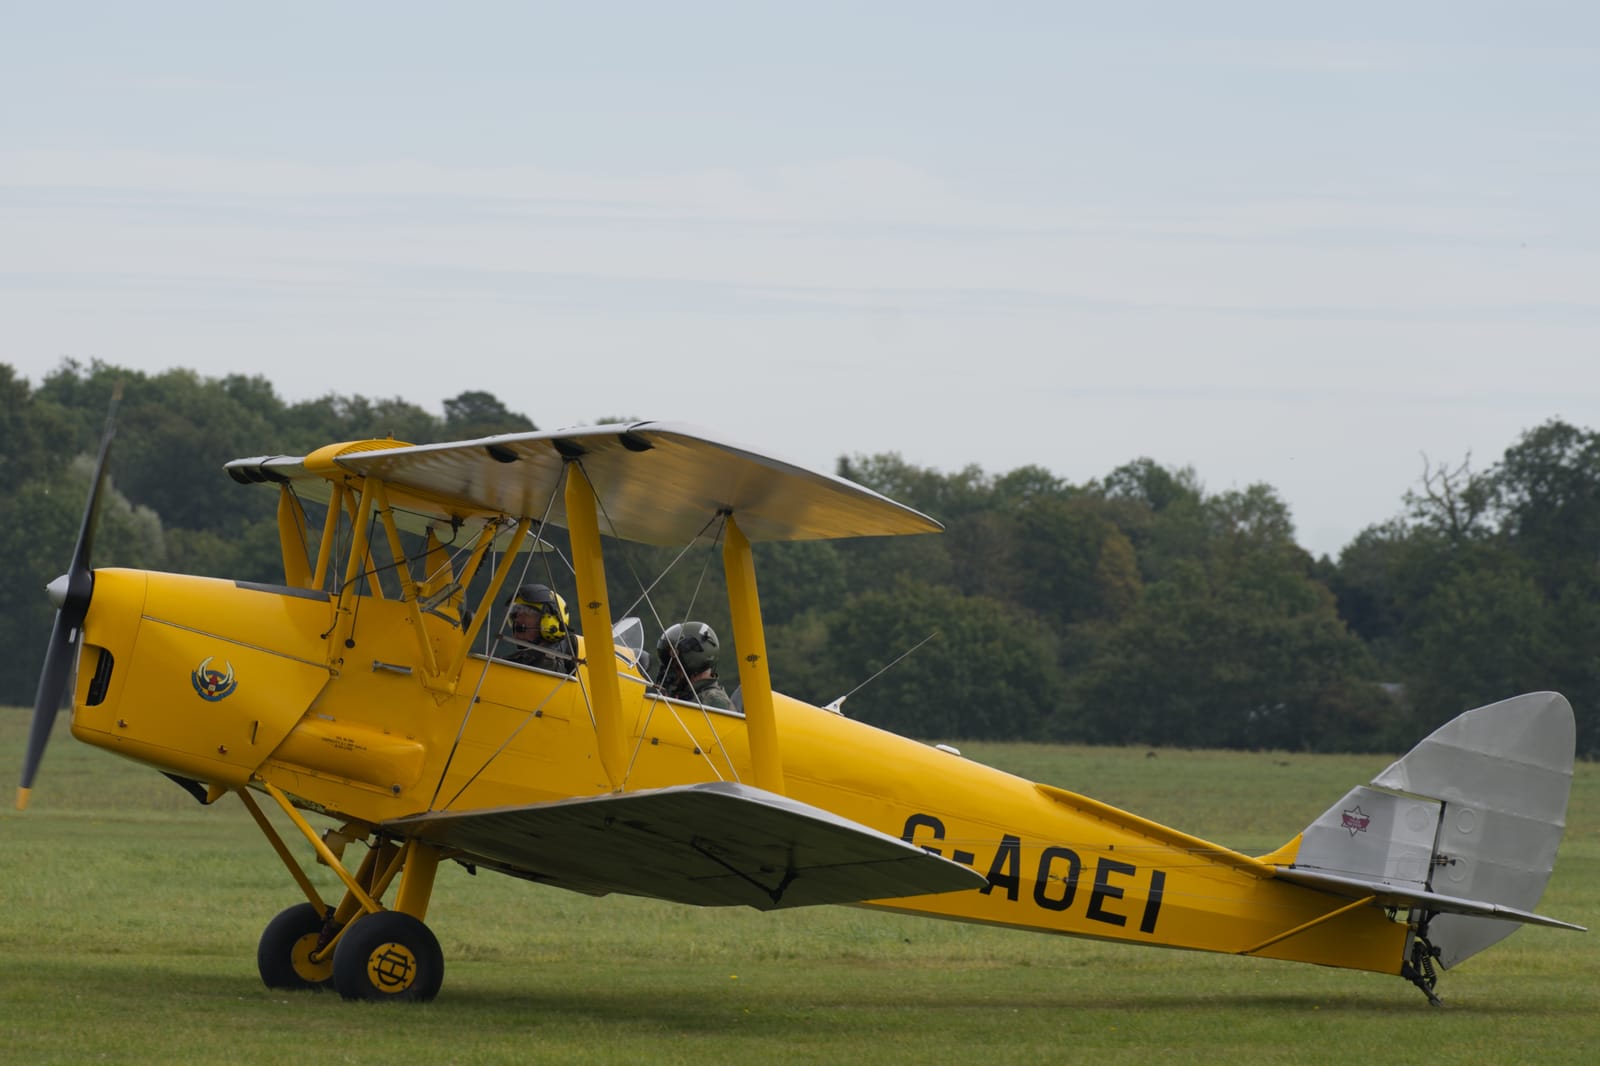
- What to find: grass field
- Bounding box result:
[3,710,1597,1064]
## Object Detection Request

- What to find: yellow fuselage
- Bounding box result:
[71,568,1406,975]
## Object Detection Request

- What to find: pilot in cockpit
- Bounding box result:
[504,582,577,675]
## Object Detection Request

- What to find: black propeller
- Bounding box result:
[17,385,121,810]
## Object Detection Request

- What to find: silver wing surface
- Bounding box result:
[226,421,941,545]
[385,782,987,909]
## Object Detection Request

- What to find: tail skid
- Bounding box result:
[1272,692,1583,1000]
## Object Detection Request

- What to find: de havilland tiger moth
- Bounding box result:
[16,403,1584,1004]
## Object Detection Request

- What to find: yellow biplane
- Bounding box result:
[17,403,1584,1004]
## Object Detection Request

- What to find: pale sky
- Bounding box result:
[3,2,1597,557]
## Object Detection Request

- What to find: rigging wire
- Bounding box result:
[574,463,737,786]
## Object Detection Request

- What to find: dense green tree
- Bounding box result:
[1481,421,1600,752]
[1400,553,1554,735]
[1012,496,1136,628]
[1066,477,1389,753]
[1543,577,1600,756]
[117,372,277,534]
[831,454,969,594]
[1092,527,1142,622]
[752,541,848,628]
[1330,425,1600,756]
[7,357,1592,755]
[1205,483,1299,554]
[1,365,75,494]
[279,393,441,447]
[1100,457,1201,513]
[797,578,1067,740]
[1067,553,1390,751]
[837,454,992,519]
[0,458,166,705]
[442,390,536,439]
[832,527,955,599]
[1094,459,1209,582]
[1327,522,1412,668]
[1490,420,1600,590]
[1406,454,1494,545]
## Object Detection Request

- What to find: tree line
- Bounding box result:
[4,359,1596,757]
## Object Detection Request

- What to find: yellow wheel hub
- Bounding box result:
[289,932,333,983]
[365,941,419,994]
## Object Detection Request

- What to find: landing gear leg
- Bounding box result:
[1402,929,1444,1007]
[332,840,446,1000]
[240,785,449,1002]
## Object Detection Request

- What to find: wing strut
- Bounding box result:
[564,462,628,791]
[723,516,784,795]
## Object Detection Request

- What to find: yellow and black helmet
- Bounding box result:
[509,582,569,642]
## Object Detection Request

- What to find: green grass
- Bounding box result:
[3,711,1597,1064]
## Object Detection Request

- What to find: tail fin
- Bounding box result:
[1274,692,1583,969]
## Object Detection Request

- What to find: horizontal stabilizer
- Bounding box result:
[386,782,987,909]
[1273,867,1585,932]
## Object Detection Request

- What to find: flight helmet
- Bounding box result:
[510,582,569,642]
[657,621,720,677]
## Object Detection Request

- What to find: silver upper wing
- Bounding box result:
[227,421,941,545]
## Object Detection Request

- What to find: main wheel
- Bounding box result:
[331,910,444,1002]
[258,902,335,991]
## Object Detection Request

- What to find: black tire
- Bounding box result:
[258,902,335,991]
[331,910,444,1002]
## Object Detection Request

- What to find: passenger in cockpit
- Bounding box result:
[504,583,577,675]
[655,622,733,710]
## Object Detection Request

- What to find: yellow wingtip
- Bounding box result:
[15,787,31,812]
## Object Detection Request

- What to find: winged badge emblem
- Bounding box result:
[191,657,239,702]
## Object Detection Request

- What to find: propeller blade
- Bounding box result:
[16,612,78,810]
[16,385,122,810]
